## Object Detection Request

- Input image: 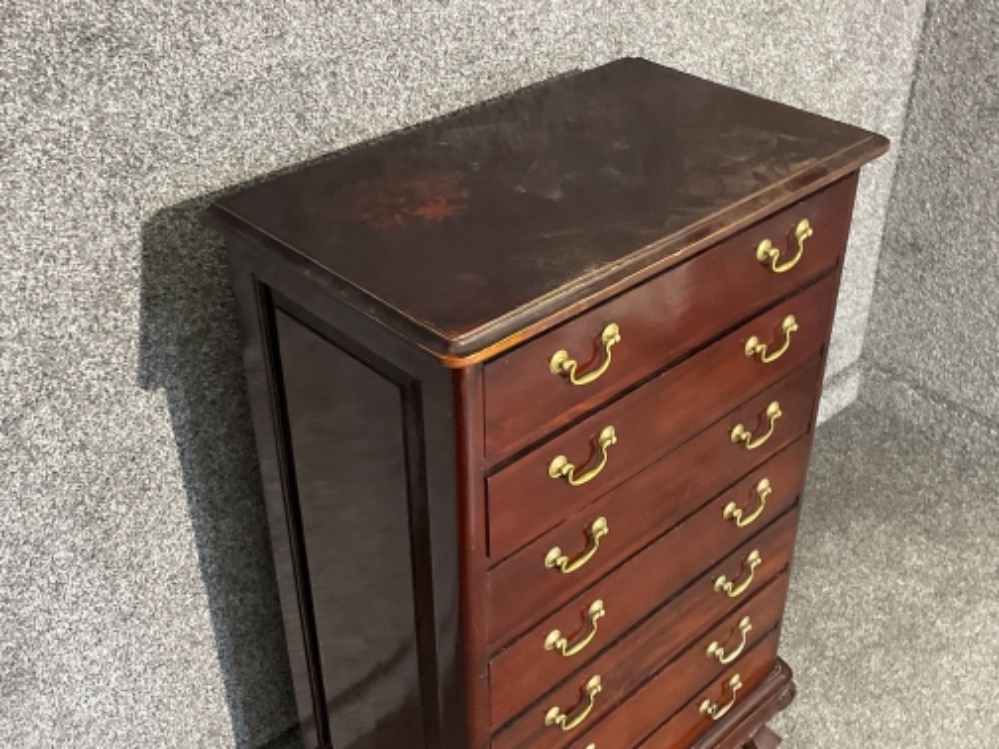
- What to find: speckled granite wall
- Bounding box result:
[1,3,926,746]
[865,0,999,424]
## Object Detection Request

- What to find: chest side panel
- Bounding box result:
[274,309,426,748]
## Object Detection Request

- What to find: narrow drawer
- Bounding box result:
[486,431,812,651]
[483,174,858,465]
[489,504,801,730]
[491,565,790,737]
[486,274,837,561]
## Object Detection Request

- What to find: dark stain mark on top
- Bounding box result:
[331,171,471,229]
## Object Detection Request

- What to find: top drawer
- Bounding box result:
[483,173,858,465]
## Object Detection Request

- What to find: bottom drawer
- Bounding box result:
[637,646,788,749]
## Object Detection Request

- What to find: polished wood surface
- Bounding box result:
[222,241,475,748]
[483,177,855,463]
[558,630,782,749]
[489,503,801,729]
[210,59,886,360]
[486,388,817,646]
[487,293,834,560]
[492,569,791,744]
[451,365,492,749]
[276,311,426,748]
[208,57,887,749]
[640,660,796,749]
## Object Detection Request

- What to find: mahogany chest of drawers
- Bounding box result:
[207,58,887,749]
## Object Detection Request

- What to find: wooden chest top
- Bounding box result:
[209,57,886,360]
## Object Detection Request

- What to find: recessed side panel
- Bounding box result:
[275,309,425,749]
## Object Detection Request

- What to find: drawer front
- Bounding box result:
[486,273,837,563]
[489,504,801,728]
[491,566,790,738]
[563,630,782,749]
[483,174,857,465]
[487,294,831,563]
[486,433,812,649]
[637,652,788,749]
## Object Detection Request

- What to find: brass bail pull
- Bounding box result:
[544,675,602,732]
[723,478,772,528]
[544,600,606,657]
[713,550,762,598]
[756,218,812,273]
[699,674,743,721]
[545,517,610,574]
[745,314,798,363]
[549,426,618,486]
[550,323,621,386]
[730,402,782,451]
[706,616,753,664]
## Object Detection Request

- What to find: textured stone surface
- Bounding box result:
[773,381,999,748]
[866,0,999,424]
[0,2,925,746]
[815,367,860,425]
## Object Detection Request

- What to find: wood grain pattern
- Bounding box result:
[489,502,802,735]
[275,311,427,749]
[452,365,492,749]
[223,236,480,748]
[554,629,783,749]
[638,660,796,749]
[486,437,810,720]
[209,59,886,360]
[487,339,828,562]
[483,178,855,463]
[492,569,791,744]
[480,272,835,624]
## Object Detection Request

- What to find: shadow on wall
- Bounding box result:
[137,197,300,749]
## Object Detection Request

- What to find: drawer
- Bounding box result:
[489,504,801,728]
[486,434,812,649]
[637,655,790,749]
[487,289,832,563]
[483,174,858,465]
[493,615,784,749]
[491,566,790,737]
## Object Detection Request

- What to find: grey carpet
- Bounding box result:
[772,376,999,748]
[865,0,999,425]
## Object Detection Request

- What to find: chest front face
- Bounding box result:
[478,172,855,749]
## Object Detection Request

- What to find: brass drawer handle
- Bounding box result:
[756,219,812,274]
[545,675,602,732]
[699,674,743,721]
[544,599,605,657]
[706,616,752,665]
[730,402,781,451]
[745,315,798,363]
[545,518,609,574]
[549,427,617,486]
[714,550,762,598]
[723,478,771,528]
[550,323,621,386]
